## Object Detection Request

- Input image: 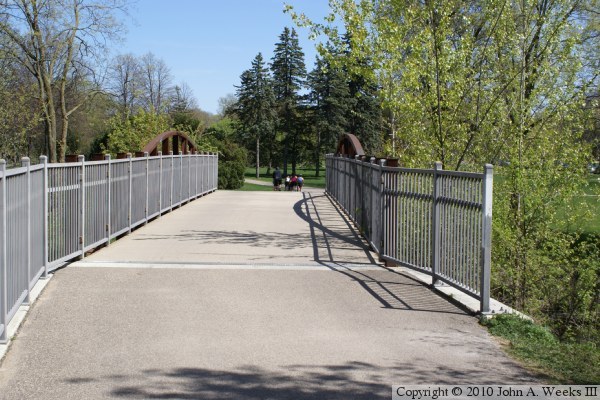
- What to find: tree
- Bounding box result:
[307,54,350,176]
[169,83,198,114]
[217,93,237,116]
[140,52,173,112]
[0,54,39,164]
[0,0,127,162]
[271,27,306,175]
[108,53,142,117]
[289,0,599,339]
[99,109,171,156]
[235,53,277,178]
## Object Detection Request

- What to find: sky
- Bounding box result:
[120,0,332,114]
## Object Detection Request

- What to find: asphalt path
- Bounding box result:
[0,190,541,399]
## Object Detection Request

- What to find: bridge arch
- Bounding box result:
[335,133,365,158]
[142,131,199,156]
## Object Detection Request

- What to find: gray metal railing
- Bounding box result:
[325,154,493,312]
[0,151,218,343]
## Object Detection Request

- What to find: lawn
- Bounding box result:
[235,182,274,191]
[556,174,600,234]
[244,165,326,188]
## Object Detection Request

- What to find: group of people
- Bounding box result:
[272,167,304,191]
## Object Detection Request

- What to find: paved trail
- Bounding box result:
[0,190,540,399]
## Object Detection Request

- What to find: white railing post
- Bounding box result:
[378,159,386,257]
[144,152,149,225]
[105,154,111,245]
[21,157,31,304]
[127,153,132,233]
[78,155,85,259]
[158,151,163,217]
[169,151,174,210]
[480,164,494,313]
[431,162,442,286]
[179,151,183,204]
[40,156,49,277]
[0,159,7,344]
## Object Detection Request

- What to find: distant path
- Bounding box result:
[0,190,541,399]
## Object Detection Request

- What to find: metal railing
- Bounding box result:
[325,154,493,312]
[0,151,218,343]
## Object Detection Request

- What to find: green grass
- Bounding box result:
[481,314,599,384]
[235,182,275,191]
[244,166,326,188]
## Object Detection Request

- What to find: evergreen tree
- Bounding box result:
[342,34,383,154]
[271,27,306,175]
[307,54,351,176]
[235,53,277,178]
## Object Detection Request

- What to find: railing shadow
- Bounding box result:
[295,192,468,316]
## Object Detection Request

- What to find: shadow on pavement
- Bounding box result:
[59,360,540,399]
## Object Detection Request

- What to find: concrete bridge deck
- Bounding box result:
[0,189,539,399]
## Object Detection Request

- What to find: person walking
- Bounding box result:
[272,167,282,191]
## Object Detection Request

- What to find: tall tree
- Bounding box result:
[235,53,277,178]
[108,53,142,117]
[140,52,173,113]
[271,27,306,175]
[0,0,127,162]
[307,54,350,176]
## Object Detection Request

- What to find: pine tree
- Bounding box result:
[271,27,306,175]
[308,54,351,176]
[342,34,383,154]
[235,53,277,178]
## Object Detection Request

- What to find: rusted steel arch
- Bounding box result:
[335,133,365,158]
[142,131,199,156]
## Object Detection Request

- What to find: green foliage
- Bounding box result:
[101,110,171,156]
[0,57,38,165]
[217,139,247,190]
[289,0,599,344]
[271,27,307,174]
[235,53,277,177]
[307,53,351,174]
[482,314,600,384]
[204,117,241,142]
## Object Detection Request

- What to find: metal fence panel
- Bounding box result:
[84,163,109,250]
[110,160,130,237]
[48,165,81,268]
[148,157,161,218]
[0,152,218,343]
[30,167,45,282]
[131,159,147,227]
[6,172,28,322]
[325,154,493,312]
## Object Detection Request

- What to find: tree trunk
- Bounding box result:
[255,136,260,178]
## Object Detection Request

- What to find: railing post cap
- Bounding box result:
[104,154,111,160]
[21,156,31,164]
[157,151,162,156]
[434,161,443,170]
[144,152,149,157]
[484,163,494,172]
[379,159,386,167]
[78,155,85,162]
[39,155,48,163]
[0,159,5,166]
[127,153,132,159]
